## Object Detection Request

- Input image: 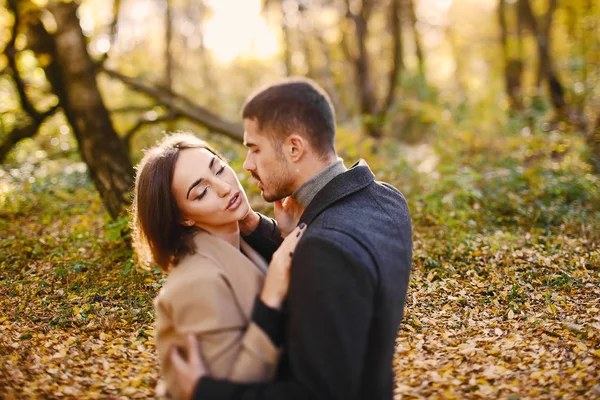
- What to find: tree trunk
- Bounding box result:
[280,0,294,76]
[499,0,524,111]
[165,0,174,93]
[32,2,134,219]
[381,0,403,115]
[408,0,425,79]
[314,34,349,122]
[196,0,213,88]
[518,0,566,113]
[589,114,600,173]
[344,0,381,138]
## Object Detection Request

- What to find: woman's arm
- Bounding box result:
[157,225,306,398]
[154,266,282,399]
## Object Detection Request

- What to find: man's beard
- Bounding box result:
[253,171,292,202]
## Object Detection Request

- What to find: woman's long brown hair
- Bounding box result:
[131,133,224,271]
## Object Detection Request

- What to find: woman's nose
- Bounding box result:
[214,178,232,197]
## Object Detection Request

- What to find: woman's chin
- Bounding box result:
[236,201,251,221]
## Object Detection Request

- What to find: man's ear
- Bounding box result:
[286,134,306,162]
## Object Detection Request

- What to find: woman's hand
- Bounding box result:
[260,223,306,310]
[274,197,304,238]
[169,334,207,400]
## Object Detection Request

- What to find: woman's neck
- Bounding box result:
[198,223,240,249]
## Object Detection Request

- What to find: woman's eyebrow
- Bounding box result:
[186,177,204,199]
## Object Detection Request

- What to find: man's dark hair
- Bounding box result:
[242,77,336,159]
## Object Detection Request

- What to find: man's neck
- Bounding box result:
[293,155,338,190]
[291,157,347,208]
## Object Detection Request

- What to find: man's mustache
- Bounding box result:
[251,172,261,183]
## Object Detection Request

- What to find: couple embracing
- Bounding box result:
[132,78,412,400]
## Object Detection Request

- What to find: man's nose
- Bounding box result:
[243,156,255,172]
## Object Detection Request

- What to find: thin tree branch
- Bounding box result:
[314,32,349,122]
[165,0,175,117]
[340,29,356,64]
[102,68,244,142]
[535,0,558,87]
[518,0,565,111]
[110,0,122,42]
[344,0,377,114]
[0,105,60,163]
[6,0,41,120]
[340,1,357,63]
[97,0,122,65]
[110,105,156,113]
[1,148,79,170]
[498,0,523,110]
[123,113,180,147]
[408,0,425,78]
[362,0,375,20]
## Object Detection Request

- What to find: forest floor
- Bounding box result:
[1,123,599,399]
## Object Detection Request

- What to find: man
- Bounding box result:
[170,78,412,399]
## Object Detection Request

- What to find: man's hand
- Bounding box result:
[170,334,207,400]
[239,209,261,235]
[274,197,304,237]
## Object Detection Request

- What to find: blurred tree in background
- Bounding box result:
[0,0,599,217]
[2,2,599,397]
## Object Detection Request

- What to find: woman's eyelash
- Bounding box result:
[194,166,225,200]
[195,187,207,200]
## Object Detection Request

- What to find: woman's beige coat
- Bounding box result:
[154,230,279,398]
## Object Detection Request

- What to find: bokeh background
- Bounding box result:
[1,0,599,398]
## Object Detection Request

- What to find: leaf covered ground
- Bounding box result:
[1,123,599,399]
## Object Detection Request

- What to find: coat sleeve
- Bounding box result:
[191,232,377,400]
[241,213,283,262]
[154,264,281,399]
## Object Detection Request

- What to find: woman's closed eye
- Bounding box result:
[194,165,226,200]
[195,187,208,201]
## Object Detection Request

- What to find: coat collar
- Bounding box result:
[299,159,374,226]
[191,230,267,276]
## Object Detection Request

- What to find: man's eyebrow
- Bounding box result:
[186,177,203,199]
[244,141,257,148]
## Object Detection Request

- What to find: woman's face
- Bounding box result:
[171,148,250,231]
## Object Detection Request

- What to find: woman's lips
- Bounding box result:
[226,192,241,211]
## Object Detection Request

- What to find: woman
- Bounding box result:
[131,133,302,399]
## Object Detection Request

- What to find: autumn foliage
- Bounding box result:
[1,121,599,398]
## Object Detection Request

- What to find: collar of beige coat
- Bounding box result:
[190,229,269,275]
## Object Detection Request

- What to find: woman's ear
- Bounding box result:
[181,219,195,227]
[287,134,306,162]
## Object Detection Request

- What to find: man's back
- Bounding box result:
[281,164,412,399]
